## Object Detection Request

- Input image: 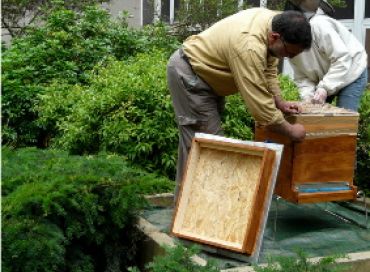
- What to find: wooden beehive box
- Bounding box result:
[171,134,282,257]
[255,103,359,204]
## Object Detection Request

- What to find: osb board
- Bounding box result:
[171,135,277,255]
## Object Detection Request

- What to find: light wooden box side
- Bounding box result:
[285,113,359,138]
[171,138,276,255]
[255,120,358,204]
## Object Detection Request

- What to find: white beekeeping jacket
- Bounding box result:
[289,8,367,100]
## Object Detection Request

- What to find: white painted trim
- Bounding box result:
[353,0,365,43]
[141,0,144,26]
[238,0,244,10]
[338,19,355,31]
[170,0,175,24]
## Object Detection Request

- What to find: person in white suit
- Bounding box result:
[285,0,367,111]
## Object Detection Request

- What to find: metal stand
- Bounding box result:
[320,191,369,229]
[357,190,368,227]
[271,194,281,241]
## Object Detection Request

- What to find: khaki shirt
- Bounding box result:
[183,8,285,125]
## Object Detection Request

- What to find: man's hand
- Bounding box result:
[274,95,302,114]
[312,88,327,104]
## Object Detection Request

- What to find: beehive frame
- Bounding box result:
[171,135,277,255]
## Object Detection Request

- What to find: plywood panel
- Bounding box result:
[172,137,276,255]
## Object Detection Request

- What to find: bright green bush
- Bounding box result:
[2,4,180,147]
[254,250,348,272]
[2,147,174,272]
[222,74,300,140]
[129,244,220,272]
[356,90,370,194]
[40,49,178,177]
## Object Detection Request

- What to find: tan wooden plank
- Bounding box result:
[296,187,357,204]
[244,149,275,253]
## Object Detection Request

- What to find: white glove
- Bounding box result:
[312,88,327,104]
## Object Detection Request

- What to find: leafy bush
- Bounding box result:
[39,49,178,178]
[2,147,174,272]
[254,250,348,272]
[356,90,370,194]
[2,4,180,147]
[222,74,300,140]
[129,244,220,272]
[173,0,250,40]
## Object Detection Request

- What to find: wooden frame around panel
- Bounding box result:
[171,137,276,255]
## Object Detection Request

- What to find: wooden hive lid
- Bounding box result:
[171,133,283,259]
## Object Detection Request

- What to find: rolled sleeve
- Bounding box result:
[265,55,280,93]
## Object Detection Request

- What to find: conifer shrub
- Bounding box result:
[2,147,174,272]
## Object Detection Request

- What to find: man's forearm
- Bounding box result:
[267,120,306,142]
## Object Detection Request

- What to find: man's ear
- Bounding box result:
[268,32,281,44]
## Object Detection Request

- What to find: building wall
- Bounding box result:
[1,0,144,45]
[102,0,142,28]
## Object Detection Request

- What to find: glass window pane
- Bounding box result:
[366,0,370,18]
[143,0,154,25]
[332,0,354,20]
[161,0,170,22]
[247,0,261,8]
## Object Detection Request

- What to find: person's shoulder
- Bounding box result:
[310,14,334,33]
[310,14,331,25]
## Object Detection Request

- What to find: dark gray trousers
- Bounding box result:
[167,49,225,198]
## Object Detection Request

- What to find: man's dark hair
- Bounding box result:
[272,10,312,49]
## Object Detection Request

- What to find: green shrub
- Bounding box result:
[222,74,300,140]
[2,4,180,147]
[254,250,348,272]
[40,49,178,177]
[356,90,370,194]
[2,147,174,272]
[129,244,220,272]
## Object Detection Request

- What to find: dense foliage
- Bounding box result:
[2,147,174,272]
[129,245,220,272]
[2,4,179,147]
[1,0,108,38]
[254,250,348,272]
[356,90,370,194]
[129,245,347,272]
[173,0,249,40]
[38,49,179,178]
